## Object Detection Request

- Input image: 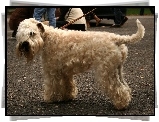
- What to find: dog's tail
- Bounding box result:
[113,19,145,45]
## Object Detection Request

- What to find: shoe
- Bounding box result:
[120,16,128,26]
[110,24,121,28]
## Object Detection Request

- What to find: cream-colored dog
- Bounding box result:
[16,18,145,110]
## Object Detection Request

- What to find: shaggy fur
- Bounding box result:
[16,18,145,110]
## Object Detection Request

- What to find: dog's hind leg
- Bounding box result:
[111,68,131,110]
[95,66,131,110]
[118,44,130,88]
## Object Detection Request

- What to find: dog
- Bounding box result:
[15,18,145,110]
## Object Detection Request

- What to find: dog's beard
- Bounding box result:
[19,41,30,53]
[16,41,34,62]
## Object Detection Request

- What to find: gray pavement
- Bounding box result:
[6,15,154,120]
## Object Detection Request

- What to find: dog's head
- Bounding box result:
[16,18,45,62]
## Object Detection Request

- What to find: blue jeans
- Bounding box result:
[33,8,56,27]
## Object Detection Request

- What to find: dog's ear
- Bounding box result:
[37,23,45,33]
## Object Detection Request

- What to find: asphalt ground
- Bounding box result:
[6,15,155,116]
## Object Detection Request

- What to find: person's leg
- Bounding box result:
[111,8,128,27]
[33,8,46,22]
[82,8,91,27]
[113,8,123,25]
[47,8,56,28]
[92,12,101,26]
[140,8,144,15]
[149,8,154,14]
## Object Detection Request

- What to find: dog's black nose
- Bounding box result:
[21,41,30,52]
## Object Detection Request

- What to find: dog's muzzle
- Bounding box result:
[19,41,30,52]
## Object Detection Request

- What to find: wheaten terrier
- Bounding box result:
[16,18,145,110]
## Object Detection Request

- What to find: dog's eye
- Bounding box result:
[30,32,35,36]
